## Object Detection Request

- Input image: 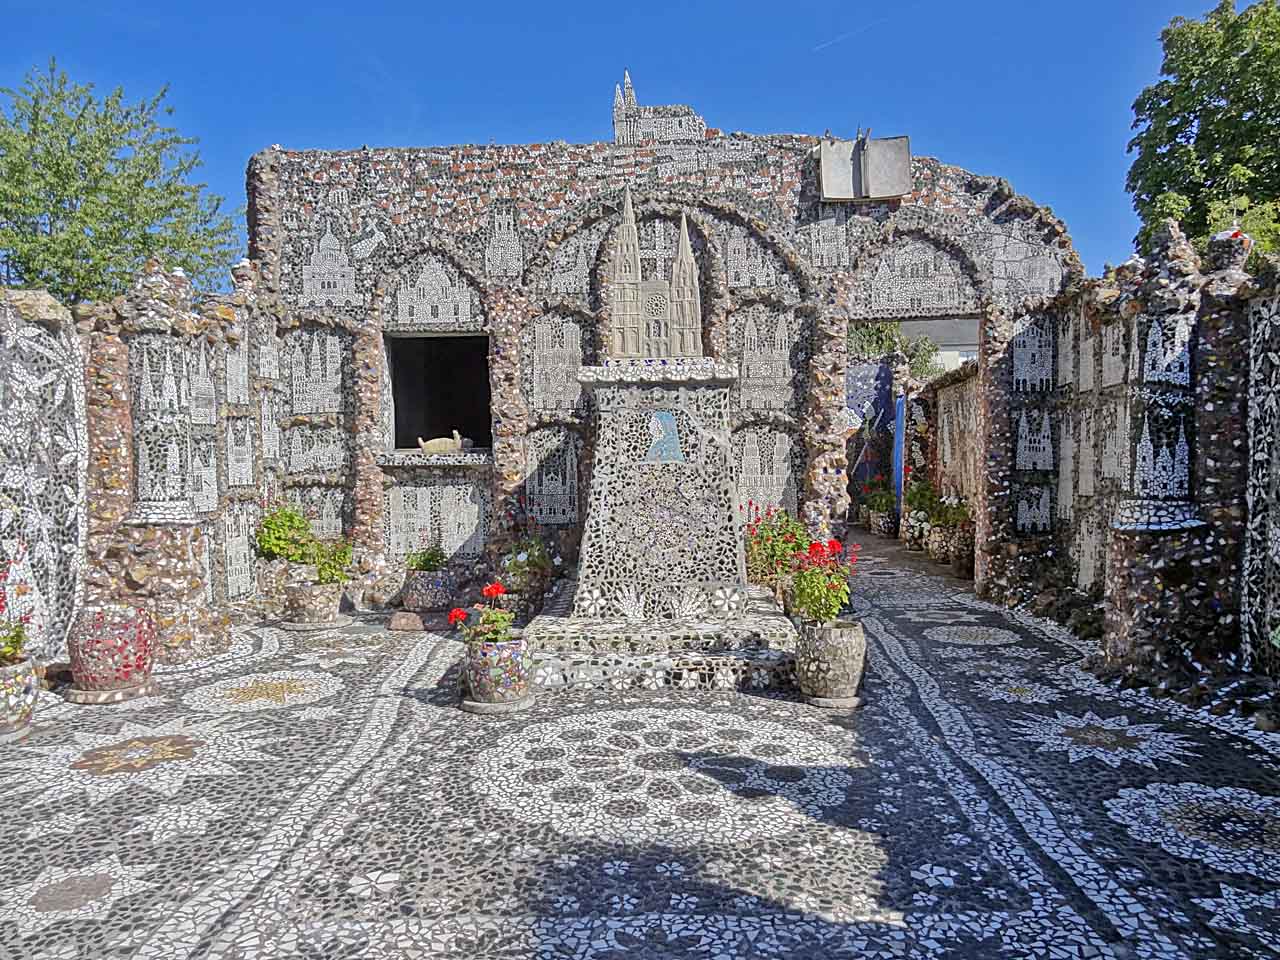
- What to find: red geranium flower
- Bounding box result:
[807,541,826,558]
[826,538,842,555]
[447,607,468,626]
[482,581,506,599]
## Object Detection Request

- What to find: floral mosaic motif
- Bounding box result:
[1192,884,1280,954]
[0,855,158,937]
[472,707,858,842]
[183,669,343,713]
[0,716,277,803]
[923,625,1021,646]
[971,678,1063,705]
[1104,782,1280,883]
[0,300,87,660]
[1010,710,1198,769]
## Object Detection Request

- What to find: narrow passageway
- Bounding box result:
[1,549,1276,959]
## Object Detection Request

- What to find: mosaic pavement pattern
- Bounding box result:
[1,553,1278,959]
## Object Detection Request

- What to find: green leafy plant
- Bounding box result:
[741,504,808,585]
[501,535,555,593]
[0,559,30,666]
[1127,1,1280,266]
[256,505,313,563]
[904,478,940,515]
[789,540,860,624]
[310,540,352,585]
[931,495,972,529]
[406,545,447,572]
[449,581,516,645]
[0,60,239,302]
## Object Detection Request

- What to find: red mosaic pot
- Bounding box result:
[68,605,156,699]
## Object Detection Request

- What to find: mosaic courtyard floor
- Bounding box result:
[1,541,1278,960]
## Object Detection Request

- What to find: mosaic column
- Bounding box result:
[803,305,850,538]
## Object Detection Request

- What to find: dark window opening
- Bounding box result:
[387,335,492,449]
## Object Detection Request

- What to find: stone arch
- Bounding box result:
[843,223,992,323]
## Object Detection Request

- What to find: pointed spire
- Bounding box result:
[623,69,636,107]
[613,83,623,110]
[676,212,695,266]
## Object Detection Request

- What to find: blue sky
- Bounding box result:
[4,0,1223,275]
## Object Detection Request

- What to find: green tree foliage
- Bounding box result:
[1127,1,1280,260]
[0,60,238,303]
[848,320,946,382]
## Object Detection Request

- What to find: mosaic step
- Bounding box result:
[532,648,795,693]
[525,581,796,655]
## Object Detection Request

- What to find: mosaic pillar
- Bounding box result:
[486,288,536,556]
[803,305,850,538]
[1104,225,1250,669]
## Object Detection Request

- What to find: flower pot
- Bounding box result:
[858,505,871,529]
[461,633,533,714]
[903,510,930,551]
[1,656,38,742]
[795,618,867,708]
[869,511,898,538]
[66,604,158,704]
[283,582,343,624]
[401,568,459,613]
[925,526,955,564]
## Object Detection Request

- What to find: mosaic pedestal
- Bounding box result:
[573,360,747,620]
[63,677,161,705]
[525,580,798,693]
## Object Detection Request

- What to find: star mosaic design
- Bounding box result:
[924,624,1021,646]
[1010,710,1198,769]
[0,855,158,936]
[972,678,1064,704]
[1104,782,1280,882]
[0,716,278,803]
[183,669,343,713]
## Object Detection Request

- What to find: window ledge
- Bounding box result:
[376,448,493,469]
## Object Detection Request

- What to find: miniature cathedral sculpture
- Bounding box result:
[608,187,703,359]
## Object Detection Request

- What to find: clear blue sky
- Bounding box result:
[4,0,1224,275]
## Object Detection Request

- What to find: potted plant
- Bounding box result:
[402,541,455,613]
[451,581,533,714]
[790,539,866,709]
[255,503,316,598]
[951,520,976,579]
[66,604,158,704]
[283,539,352,624]
[498,534,556,618]
[742,503,807,601]
[864,478,898,539]
[0,559,39,742]
[902,476,939,552]
[926,496,970,565]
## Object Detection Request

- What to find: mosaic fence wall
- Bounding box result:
[926,224,1272,675]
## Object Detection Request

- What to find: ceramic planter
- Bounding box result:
[401,568,459,613]
[283,582,343,624]
[1,656,38,742]
[869,510,898,538]
[462,633,533,714]
[925,526,956,564]
[903,510,930,551]
[795,618,867,708]
[66,604,158,704]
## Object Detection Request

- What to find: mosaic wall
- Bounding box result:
[0,292,88,661]
[933,364,980,501]
[1243,293,1280,675]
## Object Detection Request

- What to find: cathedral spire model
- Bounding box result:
[607,186,703,359]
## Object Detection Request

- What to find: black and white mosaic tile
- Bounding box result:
[0,549,1277,958]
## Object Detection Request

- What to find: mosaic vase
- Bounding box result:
[858,505,871,529]
[904,510,930,551]
[462,634,533,713]
[401,568,458,613]
[283,583,343,624]
[0,656,38,742]
[925,526,955,564]
[795,619,867,708]
[66,604,157,702]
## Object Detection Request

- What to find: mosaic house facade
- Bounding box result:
[0,73,1276,678]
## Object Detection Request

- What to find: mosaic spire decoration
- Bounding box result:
[607,188,703,359]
